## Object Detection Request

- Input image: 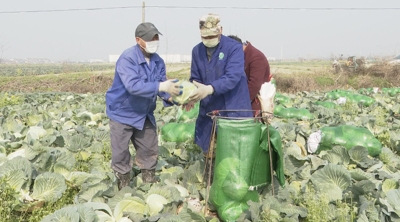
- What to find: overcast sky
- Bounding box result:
[0,0,399,61]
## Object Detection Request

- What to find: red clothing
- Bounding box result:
[244,42,270,112]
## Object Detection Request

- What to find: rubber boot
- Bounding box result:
[142,169,157,183]
[114,171,130,190]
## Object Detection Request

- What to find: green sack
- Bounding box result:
[314,101,337,109]
[274,105,313,120]
[346,94,375,106]
[209,119,284,222]
[176,103,200,122]
[325,89,352,100]
[325,90,375,107]
[161,122,195,142]
[382,88,400,96]
[359,88,373,94]
[275,93,291,105]
[317,125,382,157]
[250,125,285,188]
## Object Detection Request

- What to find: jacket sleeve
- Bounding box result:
[210,44,244,96]
[247,56,270,101]
[190,48,203,83]
[157,61,173,107]
[116,56,159,101]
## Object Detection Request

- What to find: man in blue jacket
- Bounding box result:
[186,13,252,156]
[106,22,182,189]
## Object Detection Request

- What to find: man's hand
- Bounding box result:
[168,97,180,106]
[159,79,183,96]
[182,102,195,112]
[189,81,214,103]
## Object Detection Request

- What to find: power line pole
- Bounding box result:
[142,2,145,23]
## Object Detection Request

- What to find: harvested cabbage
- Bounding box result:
[171,80,197,105]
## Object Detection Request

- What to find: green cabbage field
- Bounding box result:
[1,87,400,222]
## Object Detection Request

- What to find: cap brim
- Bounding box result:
[141,30,163,41]
[200,29,220,37]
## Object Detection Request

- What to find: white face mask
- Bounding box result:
[141,40,159,54]
[202,37,219,48]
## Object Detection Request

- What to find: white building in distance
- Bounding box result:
[159,54,191,63]
[109,55,121,63]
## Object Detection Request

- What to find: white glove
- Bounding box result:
[159,79,182,96]
[189,81,214,102]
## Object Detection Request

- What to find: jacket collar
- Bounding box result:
[200,34,226,62]
[244,41,254,58]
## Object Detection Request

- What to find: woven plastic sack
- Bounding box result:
[274,105,313,120]
[274,93,291,105]
[359,87,379,94]
[325,90,375,106]
[325,89,352,100]
[209,119,284,222]
[171,80,197,105]
[346,94,375,106]
[307,125,382,157]
[250,125,285,189]
[382,88,400,96]
[161,122,195,142]
[176,103,199,122]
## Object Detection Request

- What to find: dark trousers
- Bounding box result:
[109,118,158,174]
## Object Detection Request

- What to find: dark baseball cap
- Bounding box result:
[135,22,163,41]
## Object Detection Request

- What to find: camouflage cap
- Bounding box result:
[199,13,222,37]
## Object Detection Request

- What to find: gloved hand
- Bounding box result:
[182,102,195,112]
[159,79,183,96]
[189,81,214,103]
[167,97,180,106]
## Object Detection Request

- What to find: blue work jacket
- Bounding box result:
[190,35,252,152]
[106,44,171,130]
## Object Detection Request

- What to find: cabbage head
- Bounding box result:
[172,81,196,105]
